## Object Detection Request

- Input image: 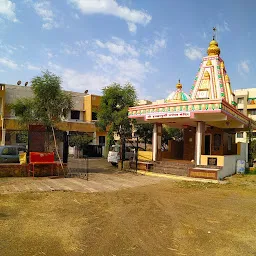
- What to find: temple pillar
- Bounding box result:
[153,123,162,161]
[195,122,205,165]
[1,128,6,146]
[153,124,157,161]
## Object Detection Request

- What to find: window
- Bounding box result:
[92,112,97,120]
[238,109,243,113]
[213,134,221,151]
[248,98,256,104]
[248,109,256,115]
[99,136,105,146]
[237,132,243,138]
[237,98,244,104]
[252,132,256,137]
[71,110,80,120]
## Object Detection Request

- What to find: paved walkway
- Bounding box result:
[0,171,166,194]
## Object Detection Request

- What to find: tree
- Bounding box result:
[11,70,73,169]
[135,123,153,150]
[69,133,93,151]
[97,83,137,163]
[162,126,183,145]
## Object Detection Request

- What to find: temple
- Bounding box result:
[128,32,256,180]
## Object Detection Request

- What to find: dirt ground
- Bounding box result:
[1,159,256,256]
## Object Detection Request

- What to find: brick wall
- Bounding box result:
[0,164,66,177]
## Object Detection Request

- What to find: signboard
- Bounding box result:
[146,111,190,120]
[207,157,217,166]
[236,160,245,174]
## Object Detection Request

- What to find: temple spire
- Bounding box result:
[213,27,217,40]
[207,27,220,56]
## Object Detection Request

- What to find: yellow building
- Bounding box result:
[234,88,256,142]
[0,83,107,151]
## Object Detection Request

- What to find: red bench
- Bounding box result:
[28,152,60,177]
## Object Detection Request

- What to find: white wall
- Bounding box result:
[218,143,247,179]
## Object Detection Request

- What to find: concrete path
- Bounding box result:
[0,171,166,194]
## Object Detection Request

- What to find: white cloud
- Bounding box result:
[26,63,41,71]
[75,40,89,49]
[45,33,168,97]
[62,68,110,93]
[0,57,18,69]
[61,43,79,55]
[90,51,152,84]
[47,61,110,94]
[95,37,139,57]
[71,12,80,20]
[238,60,250,76]
[217,21,230,33]
[48,61,62,71]
[184,44,204,60]
[0,41,18,55]
[127,22,137,33]
[0,0,18,22]
[44,48,56,59]
[68,0,152,33]
[27,0,60,29]
[145,38,167,57]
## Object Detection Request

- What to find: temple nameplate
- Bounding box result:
[146,112,190,120]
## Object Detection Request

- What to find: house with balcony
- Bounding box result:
[234,88,256,143]
[0,83,107,156]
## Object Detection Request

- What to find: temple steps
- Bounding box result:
[188,166,222,180]
[153,161,195,176]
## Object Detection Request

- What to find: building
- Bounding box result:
[0,84,107,155]
[234,88,256,142]
[128,35,255,180]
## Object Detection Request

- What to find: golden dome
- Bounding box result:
[225,74,230,83]
[220,61,225,69]
[176,79,182,89]
[204,71,210,79]
[206,59,212,66]
[207,39,220,56]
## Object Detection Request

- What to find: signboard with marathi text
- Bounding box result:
[145,111,190,120]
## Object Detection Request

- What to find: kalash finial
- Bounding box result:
[207,27,220,56]
[213,27,216,40]
[176,79,182,89]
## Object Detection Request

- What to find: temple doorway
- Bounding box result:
[204,135,211,155]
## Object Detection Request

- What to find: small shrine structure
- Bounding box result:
[128,31,256,180]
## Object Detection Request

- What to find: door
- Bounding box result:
[204,135,211,155]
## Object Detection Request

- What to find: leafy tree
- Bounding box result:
[251,139,256,160]
[69,133,93,151]
[162,126,183,145]
[11,70,73,168]
[97,83,137,161]
[135,123,153,150]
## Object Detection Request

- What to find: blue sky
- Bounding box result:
[0,0,255,100]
